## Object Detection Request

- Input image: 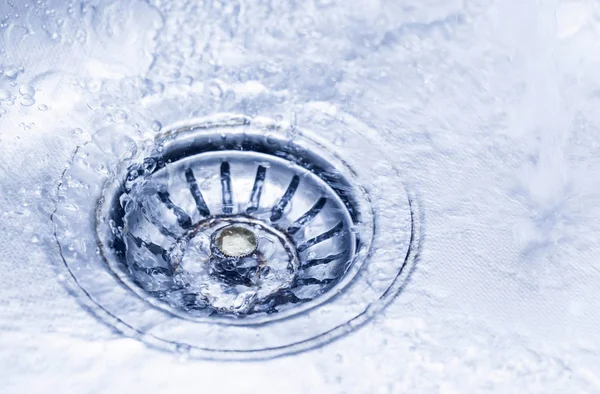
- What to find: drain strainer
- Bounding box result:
[53,114,419,359]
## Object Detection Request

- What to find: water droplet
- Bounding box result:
[0,89,12,101]
[72,128,83,135]
[114,109,128,123]
[208,83,223,100]
[31,235,39,243]
[38,104,49,111]
[19,85,35,96]
[3,67,20,80]
[96,164,109,175]
[75,29,86,43]
[0,108,6,115]
[20,95,35,107]
[87,79,102,93]
[151,120,162,132]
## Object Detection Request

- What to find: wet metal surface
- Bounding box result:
[1,0,600,392]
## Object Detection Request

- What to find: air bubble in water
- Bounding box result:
[38,104,49,111]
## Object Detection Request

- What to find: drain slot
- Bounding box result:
[270,175,300,222]
[287,197,328,235]
[220,162,233,214]
[184,168,211,217]
[297,221,345,252]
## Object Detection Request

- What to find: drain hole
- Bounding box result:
[301,251,346,269]
[98,131,365,319]
[184,168,211,217]
[297,221,345,252]
[157,190,192,229]
[220,161,233,214]
[270,175,300,222]
[287,196,328,235]
[54,115,421,359]
[246,165,267,214]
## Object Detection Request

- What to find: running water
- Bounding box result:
[1,0,600,392]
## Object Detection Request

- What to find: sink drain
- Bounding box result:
[53,113,419,359]
[103,129,365,319]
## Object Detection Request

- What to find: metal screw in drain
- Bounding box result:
[53,114,419,359]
